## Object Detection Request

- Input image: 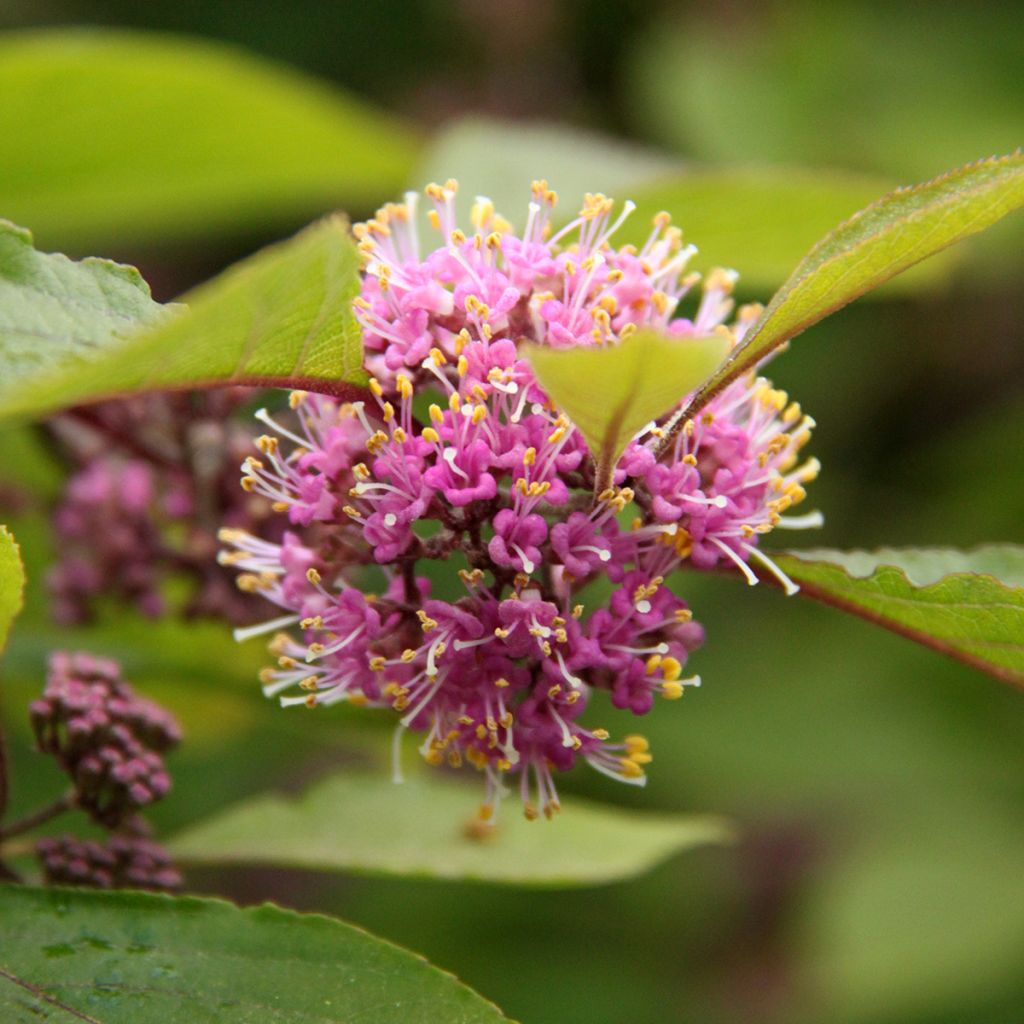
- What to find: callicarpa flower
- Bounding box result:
[220,181,821,820]
[47,390,279,627]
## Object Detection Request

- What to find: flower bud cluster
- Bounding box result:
[30,652,181,828]
[36,833,181,892]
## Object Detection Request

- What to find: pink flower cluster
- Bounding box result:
[47,392,277,626]
[222,182,820,820]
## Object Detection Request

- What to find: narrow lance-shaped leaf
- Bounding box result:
[673,152,1024,427]
[168,768,732,887]
[526,329,731,491]
[0,887,512,1023]
[0,526,25,655]
[0,216,367,421]
[773,546,1024,688]
[0,29,419,250]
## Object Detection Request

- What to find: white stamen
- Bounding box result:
[743,544,800,596]
[232,613,300,643]
[711,537,759,586]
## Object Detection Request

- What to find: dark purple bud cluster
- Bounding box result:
[46,389,279,626]
[30,652,181,828]
[36,833,181,892]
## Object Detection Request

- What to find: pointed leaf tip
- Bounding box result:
[525,330,731,485]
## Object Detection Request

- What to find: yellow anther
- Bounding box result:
[705,267,737,294]
[471,405,487,425]
[661,681,684,699]
[619,758,645,779]
[392,426,407,443]
[289,390,307,409]
[471,196,495,229]
[457,354,469,377]
[306,568,322,585]
[682,453,697,466]
[448,392,461,413]
[368,378,384,397]
[523,801,539,821]
[366,430,388,454]
[422,426,441,444]
[268,633,291,657]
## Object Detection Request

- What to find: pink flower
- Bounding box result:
[222,181,821,819]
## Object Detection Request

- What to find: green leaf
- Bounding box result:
[0,526,24,655]
[0,886,511,1023]
[680,153,1024,420]
[525,330,731,490]
[0,29,419,250]
[168,769,731,887]
[773,546,1024,688]
[0,216,367,421]
[0,219,170,382]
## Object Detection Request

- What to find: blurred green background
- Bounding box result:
[1,2,1023,1022]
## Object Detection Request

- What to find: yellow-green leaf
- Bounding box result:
[0,525,24,654]
[681,152,1024,420]
[168,768,731,887]
[525,330,731,486]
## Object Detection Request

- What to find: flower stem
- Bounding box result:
[0,791,76,842]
